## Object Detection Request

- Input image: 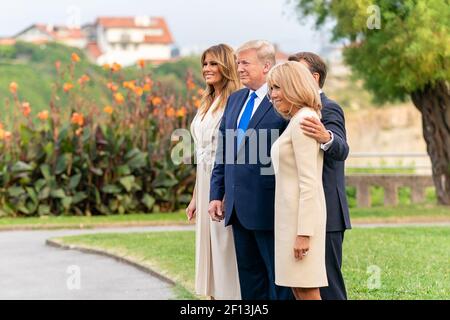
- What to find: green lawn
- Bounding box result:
[53,226,450,300]
[0,211,189,230]
[343,227,450,299]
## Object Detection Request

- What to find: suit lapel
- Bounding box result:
[247,96,272,130]
[236,96,273,155]
[230,89,249,157]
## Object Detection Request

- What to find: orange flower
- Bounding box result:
[176,106,187,118]
[143,83,152,92]
[166,107,176,117]
[75,128,83,136]
[137,59,146,68]
[4,131,12,141]
[78,74,90,85]
[55,60,61,71]
[145,76,153,84]
[9,82,18,94]
[114,93,125,104]
[37,110,49,121]
[123,81,136,90]
[111,62,122,72]
[102,63,111,71]
[71,53,81,63]
[152,109,159,117]
[107,82,119,92]
[63,83,74,92]
[0,129,12,141]
[193,98,201,109]
[186,79,196,90]
[103,106,114,114]
[21,102,31,117]
[197,88,204,96]
[71,113,84,126]
[134,87,144,97]
[151,96,162,105]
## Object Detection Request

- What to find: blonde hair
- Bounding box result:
[200,44,240,117]
[236,40,276,67]
[267,61,322,118]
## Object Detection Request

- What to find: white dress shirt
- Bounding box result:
[237,83,268,126]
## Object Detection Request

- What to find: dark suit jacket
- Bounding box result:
[210,88,288,230]
[320,92,352,231]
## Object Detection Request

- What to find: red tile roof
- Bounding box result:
[33,24,52,35]
[56,28,85,40]
[0,38,16,45]
[86,42,102,58]
[19,24,85,41]
[96,17,174,44]
[97,17,140,28]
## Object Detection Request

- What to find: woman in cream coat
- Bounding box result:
[268,61,328,300]
[186,44,241,300]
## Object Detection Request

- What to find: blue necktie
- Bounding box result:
[237,92,258,147]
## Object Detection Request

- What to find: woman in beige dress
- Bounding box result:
[186,44,241,300]
[268,61,328,300]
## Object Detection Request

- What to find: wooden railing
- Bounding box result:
[345,174,434,207]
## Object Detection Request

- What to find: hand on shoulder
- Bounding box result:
[298,108,330,144]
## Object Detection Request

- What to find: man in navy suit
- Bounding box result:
[288,52,352,300]
[209,40,292,300]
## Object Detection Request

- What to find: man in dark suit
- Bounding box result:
[288,52,352,300]
[209,40,292,300]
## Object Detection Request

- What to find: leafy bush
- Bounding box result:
[0,45,16,59]
[345,185,437,208]
[0,53,200,217]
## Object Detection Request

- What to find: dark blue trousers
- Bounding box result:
[320,231,348,300]
[230,211,293,300]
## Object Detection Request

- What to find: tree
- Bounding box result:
[293,0,450,204]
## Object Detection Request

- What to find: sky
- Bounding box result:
[0,0,334,55]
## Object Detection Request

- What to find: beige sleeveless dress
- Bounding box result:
[190,98,241,300]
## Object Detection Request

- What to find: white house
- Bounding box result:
[14,24,87,48]
[86,16,175,66]
[11,16,175,67]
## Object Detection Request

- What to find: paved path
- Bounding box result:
[0,226,194,300]
[1,222,448,300]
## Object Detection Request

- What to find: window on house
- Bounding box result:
[120,33,131,43]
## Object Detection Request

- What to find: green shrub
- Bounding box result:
[346,185,437,208]
[0,52,198,217]
[0,45,16,59]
